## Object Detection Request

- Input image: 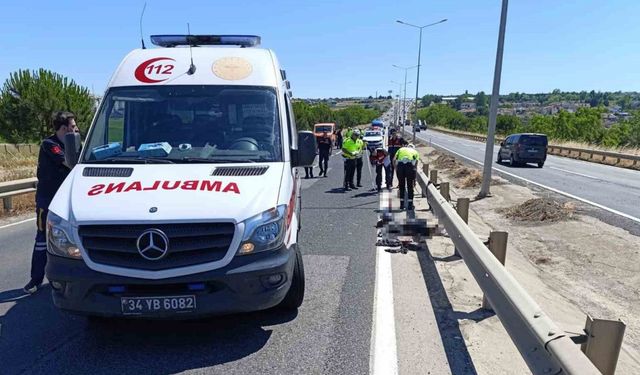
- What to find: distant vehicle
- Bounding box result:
[363,130,384,151]
[371,119,384,128]
[413,124,421,132]
[314,123,336,142]
[404,119,410,126]
[497,133,548,168]
[419,119,427,130]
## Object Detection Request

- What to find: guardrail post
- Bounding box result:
[440,182,450,202]
[482,231,508,310]
[454,198,470,257]
[429,170,438,185]
[581,315,626,375]
[422,163,429,176]
[3,197,12,212]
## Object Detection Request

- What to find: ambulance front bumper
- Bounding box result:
[45,245,296,318]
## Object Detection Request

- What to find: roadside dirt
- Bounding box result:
[417,144,640,374]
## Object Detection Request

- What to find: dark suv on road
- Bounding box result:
[497,133,548,168]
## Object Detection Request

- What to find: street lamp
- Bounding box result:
[391,79,412,127]
[392,64,418,129]
[397,18,447,142]
[478,0,509,198]
[391,80,403,127]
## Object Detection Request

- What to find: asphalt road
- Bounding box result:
[408,127,640,232]
[0,151,381,375]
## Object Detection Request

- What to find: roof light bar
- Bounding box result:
[150,35,261,48]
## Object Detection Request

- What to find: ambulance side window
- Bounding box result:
[284,94,296,148]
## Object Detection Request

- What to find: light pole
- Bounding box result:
[392,64,417,130]
[397,18,447,142]
[391,80,403,127]
[478,0,508,198]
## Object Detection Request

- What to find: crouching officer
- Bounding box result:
[394,144,419,210]
[341,129,361,191]
[24,111,78,294]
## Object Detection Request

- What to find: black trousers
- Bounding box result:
[344,159,356,187]
[396,163,416,207]
[304,167,314,178]
[318,151,330,174]
[375,164,392,188]
[388,148,399,185]
[30,207,48,284]
[356,157,363,185]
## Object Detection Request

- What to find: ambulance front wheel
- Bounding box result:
[278,245,305,310]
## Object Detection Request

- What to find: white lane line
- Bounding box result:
[425,139,640,225]
[0,217,36,230]
[370,191,398,375]
[548,166,602,180]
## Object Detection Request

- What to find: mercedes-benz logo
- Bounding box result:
[136,229,170,261]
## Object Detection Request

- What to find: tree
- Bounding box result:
[495,115,521,135]
[0,69,95,143]
[475,91,488,108]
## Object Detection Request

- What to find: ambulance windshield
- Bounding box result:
[82,85,282,163]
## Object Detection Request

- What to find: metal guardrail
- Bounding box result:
[417,170,602,374]
[0,143,39,155]
[0,178,37,211]
[429,127,640,169]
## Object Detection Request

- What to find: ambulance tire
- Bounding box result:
[278,246,305,310]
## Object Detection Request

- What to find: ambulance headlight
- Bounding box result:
[47,212,82,259]
[238,205,286,255]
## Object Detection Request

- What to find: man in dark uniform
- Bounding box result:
[24,111,77,294]
[387,131,408,186]
[317,131,332,177]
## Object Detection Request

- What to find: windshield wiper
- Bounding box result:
[85,156,175,164]
[180,157,258,164]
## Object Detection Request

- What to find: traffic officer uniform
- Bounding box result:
[317,132,332,177]
[394,145,420,210]
[341,130,361,191]
[29,134,70,290]
[388,133,408,185]
[354,133,365,187]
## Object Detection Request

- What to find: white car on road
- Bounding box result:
[363,130,384,151]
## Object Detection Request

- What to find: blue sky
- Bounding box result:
[1,0,638,98]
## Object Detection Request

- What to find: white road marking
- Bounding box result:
[426,139,640,225]
[0,217,36,230]
[548,166,601,180]
[370,191,398,375]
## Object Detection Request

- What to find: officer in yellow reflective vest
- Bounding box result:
[354,132,365,187]
[393,144,420,210]
[341,129,361,191]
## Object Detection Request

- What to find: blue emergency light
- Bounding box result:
[150,35,261,48]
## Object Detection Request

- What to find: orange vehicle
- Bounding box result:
[313,123,336,142]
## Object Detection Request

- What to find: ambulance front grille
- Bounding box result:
[78,223,235,271]
[211,166,268,176]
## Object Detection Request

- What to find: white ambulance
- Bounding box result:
[46,35,316,318]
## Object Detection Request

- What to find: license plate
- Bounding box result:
[121,295,196,315]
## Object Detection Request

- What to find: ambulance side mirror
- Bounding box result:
[292,130,317,167]
[64,132,82,168]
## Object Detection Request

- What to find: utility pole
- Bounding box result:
[397,18,447,143]
[478,0,509,198]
